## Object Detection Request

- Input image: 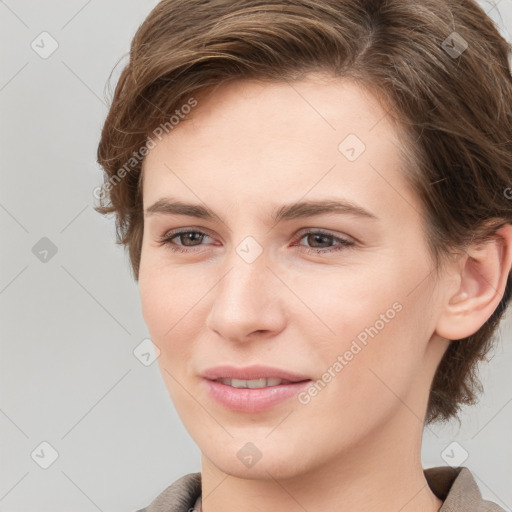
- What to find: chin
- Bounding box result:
[195,429,322,481]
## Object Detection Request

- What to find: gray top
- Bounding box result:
[136,466,505,512]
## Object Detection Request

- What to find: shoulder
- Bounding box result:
[425,466,505,511]
[135,472,201,512]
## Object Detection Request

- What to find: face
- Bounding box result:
[138,73,450,480]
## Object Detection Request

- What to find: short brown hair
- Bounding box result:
[95,0,512,423]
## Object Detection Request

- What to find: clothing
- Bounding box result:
[136,466,505,512]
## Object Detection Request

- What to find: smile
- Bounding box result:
[215,377,292,388]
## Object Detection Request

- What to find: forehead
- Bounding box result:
[163,73,392,146]
[141,74,421,225]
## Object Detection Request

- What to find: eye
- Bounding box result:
[294,229,355,254]
[157,229,213,253]
[156,228,355,254]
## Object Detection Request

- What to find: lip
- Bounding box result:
[201,365,312,413]
[201,365,311,382]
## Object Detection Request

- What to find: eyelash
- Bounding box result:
[156,228,355,255]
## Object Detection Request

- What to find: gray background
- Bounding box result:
[0,1,511,511]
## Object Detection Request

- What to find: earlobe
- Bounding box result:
[435,223,512,341]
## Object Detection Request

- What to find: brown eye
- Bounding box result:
[176,231,205,246]
[296,230,355,254]
[157,230,212,253]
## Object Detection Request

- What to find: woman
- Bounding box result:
[95,1,512,510]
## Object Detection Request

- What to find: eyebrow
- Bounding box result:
[145,197,378,223]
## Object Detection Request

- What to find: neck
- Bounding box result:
[199,409,442,512]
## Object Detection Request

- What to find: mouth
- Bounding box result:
[215,377,300,388]
[201,364,311,383]
[201,365,312,412]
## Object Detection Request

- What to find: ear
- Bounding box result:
[435,223,512,341]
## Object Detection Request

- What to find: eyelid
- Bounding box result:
[294,227,355,243]
[161,226,216,240]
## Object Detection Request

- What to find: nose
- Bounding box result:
[205,248,287,344]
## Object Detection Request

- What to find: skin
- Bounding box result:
[138,72,512,512]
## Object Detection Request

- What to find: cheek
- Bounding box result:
[287,265,402,349]
[138,260,208,378]
[138,249,201,340]
[139,274,190,356]
[332,294,432,425]
[138,272,167,338]
[139,269,198,407]
[294,261,432,404]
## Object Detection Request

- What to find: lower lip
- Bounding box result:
[203,379,312,413]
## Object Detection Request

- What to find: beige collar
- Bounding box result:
[140,466,505,512]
